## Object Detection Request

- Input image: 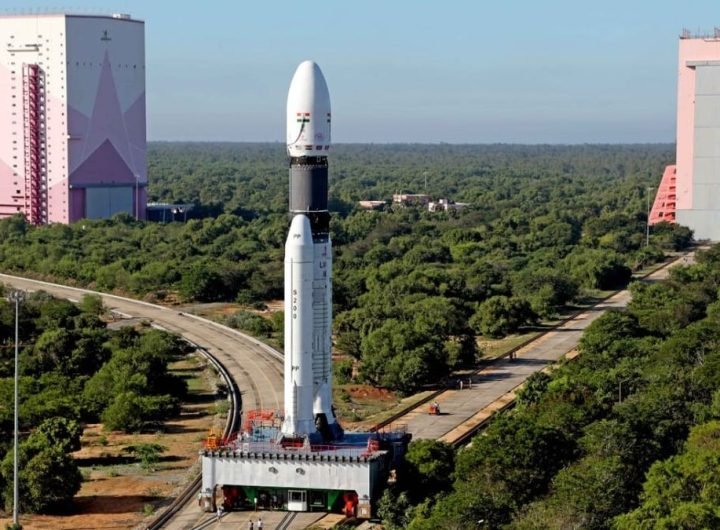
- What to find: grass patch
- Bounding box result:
[477,332,540,360]
[215,400,229,415]
[169,354,208,394]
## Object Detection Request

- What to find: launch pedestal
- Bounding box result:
[200,423,409,518]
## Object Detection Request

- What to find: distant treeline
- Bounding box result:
[0,143,692,393]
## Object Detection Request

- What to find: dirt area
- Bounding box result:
[333,384,401,428]
[180,300,284,320]
[0,354,224,530]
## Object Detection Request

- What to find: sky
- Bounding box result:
[0,0,718,143]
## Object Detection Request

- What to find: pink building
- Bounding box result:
[0,13,146,224]
[650,31,720,239]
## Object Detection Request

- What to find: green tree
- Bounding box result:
[78,294,104,316]
[470,296,535,338]
[614,421,720,529]
[1,429,82,513]
[123,443,167,471]
[404,439,455,501]
[378,488,414,530]
[564,248,632,290]
[513,267,578,318]
[101,392,179,432]
[32,417,82,453]
[178,261,225,302]
[360,319,447,394]
[226,310,273,337]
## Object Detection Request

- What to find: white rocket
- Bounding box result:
[282,61,341,441]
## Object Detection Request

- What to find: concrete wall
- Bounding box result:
[674,38,720,240]
[0,13,145,223]
[65,15,146,222]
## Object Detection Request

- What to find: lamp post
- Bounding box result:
[9,289,24,528]
[618,378,630,403]
[646,187,654,247]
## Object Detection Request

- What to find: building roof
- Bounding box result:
[0,12,143,23]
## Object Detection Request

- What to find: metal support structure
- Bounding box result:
[22,64,46,225]
[10,290,24,527]
[648,166,677,225]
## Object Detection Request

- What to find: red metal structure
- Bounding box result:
[22,63,45,224]
[649,165,677,225]
[243,409,281,433]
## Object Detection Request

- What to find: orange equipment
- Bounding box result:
[205,429,220,450]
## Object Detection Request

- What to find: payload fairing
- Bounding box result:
[282,61,341,442]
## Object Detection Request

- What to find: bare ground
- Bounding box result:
[0,354,223,530]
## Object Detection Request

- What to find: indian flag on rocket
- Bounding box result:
[296,112,310,123]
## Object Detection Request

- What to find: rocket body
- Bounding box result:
[282,61,341,441]
[282,214,317,436]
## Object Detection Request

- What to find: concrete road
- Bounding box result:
[185,510,325,530]
[0,274,287,530]
[0,274,285,416]
[402,253,693,441]
[0,251,696,528]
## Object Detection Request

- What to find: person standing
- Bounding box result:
[248,519,254,530]
[257,517,263,529]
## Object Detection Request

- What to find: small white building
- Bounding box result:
[428,198,468,212]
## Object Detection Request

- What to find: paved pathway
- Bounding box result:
[182,510,325,530]
[0,252,695,528]
[0,274,286,530]
[0,274,285,416]
[402,253,692,441]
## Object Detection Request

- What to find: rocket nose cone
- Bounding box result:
[287,60,331,156]
[296,60,320,75]
[292,60,324,85]
[287,214,313,246]
[287,60,330,111]
[285,215,314,262]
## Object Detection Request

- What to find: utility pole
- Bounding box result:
[11,290,24,528]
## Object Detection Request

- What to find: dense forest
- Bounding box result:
[0,291,187,513]
[0,143,706,522]
[0,143,692,396]
[378,245,720,529]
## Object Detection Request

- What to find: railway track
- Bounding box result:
[0,252,693,528]
[145,341,240,530]
[187,513,223,530]
[276,512,298,530]
[0,274,285,530]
